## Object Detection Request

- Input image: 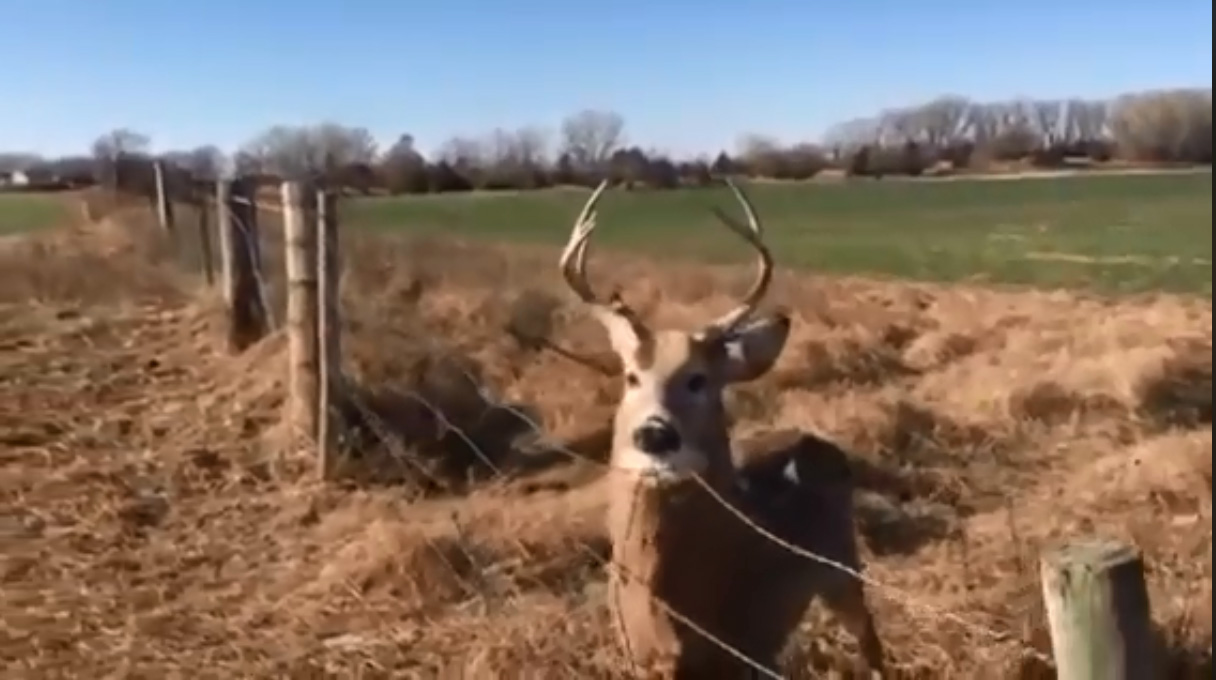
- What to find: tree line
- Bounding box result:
[1,87,1209,198]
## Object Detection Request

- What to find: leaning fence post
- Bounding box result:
[220,177,268,351]
[284,181,320,449]
[1040,538,1156,680]
[197,190,215,285]
[316,188,343,479]
[152,160,175,234]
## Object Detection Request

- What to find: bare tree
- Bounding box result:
[965,103,1003,147]
[91,128,151,162]
[482,127,550,168]
[1029,100,1066,147]
[736,134,786,178]
[1066,99,1110,143]
[437,135,488,171]
[735,133,782,160]
[916,96,971,149]
[1111,88,1212,162]
[162,145,227,180]
[311,123,378,172]
[559,109,625,172]
[89,128,153,192]
[232,150,265,177]
[241,123,378,179]
[821,116,883,151]
[510,126,551,168]
[879,106,920,144]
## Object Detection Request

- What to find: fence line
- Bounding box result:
[137,175,1158,678]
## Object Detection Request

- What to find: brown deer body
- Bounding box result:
[558,180,886,678]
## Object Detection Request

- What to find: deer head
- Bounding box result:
[558,178,791,487]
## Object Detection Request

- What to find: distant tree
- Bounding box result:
[710,152,738,176]
[240,123,377,181]
[559,109,625,175]
[846,145,873,177]
[609,146,649,188]
[679,159,713,187]
[427,161,474,193]
[91,128,151,162]
[381,133,429,194]
[645,155,680,189]
[161,145,226,180]
[551,152,578,186]
[899,141,926,176]
[781,144,829,180]
[91,128,152,189]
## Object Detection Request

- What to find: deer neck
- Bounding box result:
[605,435,743,665]
[605,421,736,546]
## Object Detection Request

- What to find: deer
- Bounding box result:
[557,178,886,679]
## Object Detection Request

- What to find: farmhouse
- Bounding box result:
[0,169,29,187]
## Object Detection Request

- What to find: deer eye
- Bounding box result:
[685,373,708,393]
[624,372,641,388]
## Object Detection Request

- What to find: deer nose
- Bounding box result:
[632,419,682,456]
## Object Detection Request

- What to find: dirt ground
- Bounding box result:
[0,201,1211,679]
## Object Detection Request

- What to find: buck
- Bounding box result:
[558,179,886,678]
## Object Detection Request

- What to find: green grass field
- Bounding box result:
[347,172,1213,296]
[0,192,68,234]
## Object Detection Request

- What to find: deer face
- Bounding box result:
[609,318,791,483]
[558,178,786,485]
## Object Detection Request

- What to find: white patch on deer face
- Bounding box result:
[609,331,720,485]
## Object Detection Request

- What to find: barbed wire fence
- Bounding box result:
[126,165,1155,679]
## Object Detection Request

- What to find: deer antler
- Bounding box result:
[558,180,651,341]
[703,176,775,338]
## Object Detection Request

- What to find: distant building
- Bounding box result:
[0,170,29,187]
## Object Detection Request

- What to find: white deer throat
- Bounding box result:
[613,445,709,487]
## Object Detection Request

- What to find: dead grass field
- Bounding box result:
[0,196,1211,678]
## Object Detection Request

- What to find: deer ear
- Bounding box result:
[718,313,791,384]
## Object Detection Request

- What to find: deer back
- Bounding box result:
[718,430,865,666]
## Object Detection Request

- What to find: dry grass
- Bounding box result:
[0,199,1211,678]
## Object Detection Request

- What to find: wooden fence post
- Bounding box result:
[316,188,342,479]
[216,180,233,304]
[152,160,175,233]
[283,181,320,449]
[197,193,215,285]
[1040,538,1156,680]
[220,177,268,351]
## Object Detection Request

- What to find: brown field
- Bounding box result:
[0,196,1211,678]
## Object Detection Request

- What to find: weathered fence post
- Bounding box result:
[219,177,268,351]
[197,192,215,285]
[1040,538,1156,680]
[152,160,175,233]
[216,180,234,303]
[316,188,342,479]
[283,181,320,450]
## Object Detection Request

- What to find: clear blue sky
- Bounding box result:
[2,0,1210,159]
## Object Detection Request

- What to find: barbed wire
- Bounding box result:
[315,328,1056,675]
[142,186,1055,675]
[452,358,1055,668]
[324,371,789,677]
